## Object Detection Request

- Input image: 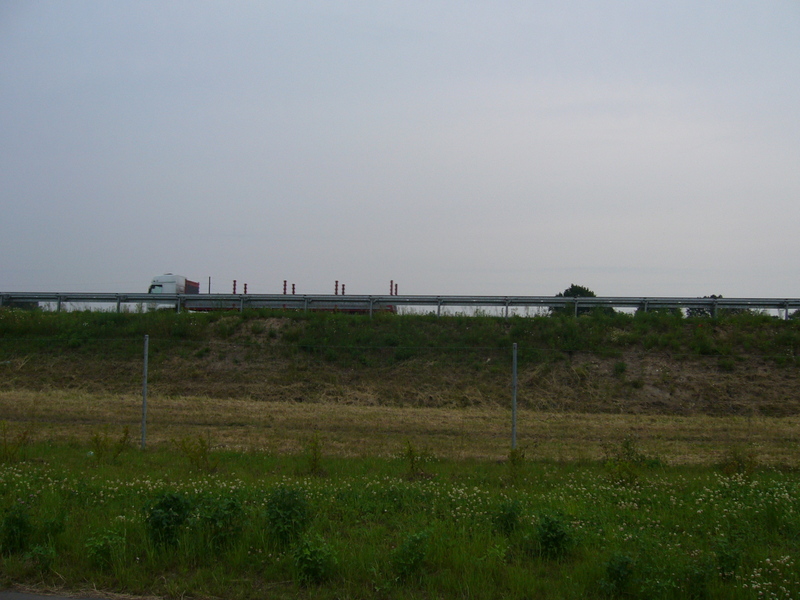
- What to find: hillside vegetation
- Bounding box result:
[2,308,800,416]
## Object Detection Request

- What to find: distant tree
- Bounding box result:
[552,284,611,316]
[557,284,596,300]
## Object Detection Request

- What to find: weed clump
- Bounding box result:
[603,434,662,484]
[145,492,192,547]
[0,422,30,463]
[176,434,218,473]
[1,504,32,555]
[26,543,55,573]
[304,432,326,477]
[400,440,433,480]
[613,361,627,377]
[713,537,742,580]
[492,500,523,537]
[534,512,573,559]
[197,496,244,550]
[265,485,310,547]
[506,447,527,485]
[718,445,758,475]
[90,426,130,464]
[600,552,635,596]
[293,534,336,585]
[85,529,125,570]
[392,530,430,582]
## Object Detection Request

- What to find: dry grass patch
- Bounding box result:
[1,390,798,465]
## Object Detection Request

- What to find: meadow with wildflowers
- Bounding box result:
[1,441,799,599]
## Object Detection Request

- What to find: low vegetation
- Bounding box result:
[0,440,799,599]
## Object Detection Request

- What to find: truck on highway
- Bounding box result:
[147,274,200,295]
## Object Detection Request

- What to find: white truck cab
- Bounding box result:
[148,274,200,295]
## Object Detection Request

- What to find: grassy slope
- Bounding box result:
[2,308,800,415]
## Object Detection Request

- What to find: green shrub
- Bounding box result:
[392,530,430,582]
[492,500,523,537]
[1,504,32,555]
[145,492,192,547]
[85,530,125,570]
[265,486,310,547]
[26,544,55,573]
[535,512,573,559]
[198,496,244,549]
[713,538,742,580]
[600,553,635,596]
[293,534,336,586]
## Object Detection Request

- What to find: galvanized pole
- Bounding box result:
[141,335,149,450]
[512,343,518,449]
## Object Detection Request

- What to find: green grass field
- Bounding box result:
[1,440,799,599]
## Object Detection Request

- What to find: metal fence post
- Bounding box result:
[512,343,518,449]
[141,335,149,450]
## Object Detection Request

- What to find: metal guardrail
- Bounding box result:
[2,292,800,318]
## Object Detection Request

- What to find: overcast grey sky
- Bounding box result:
[2,2,799,297]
